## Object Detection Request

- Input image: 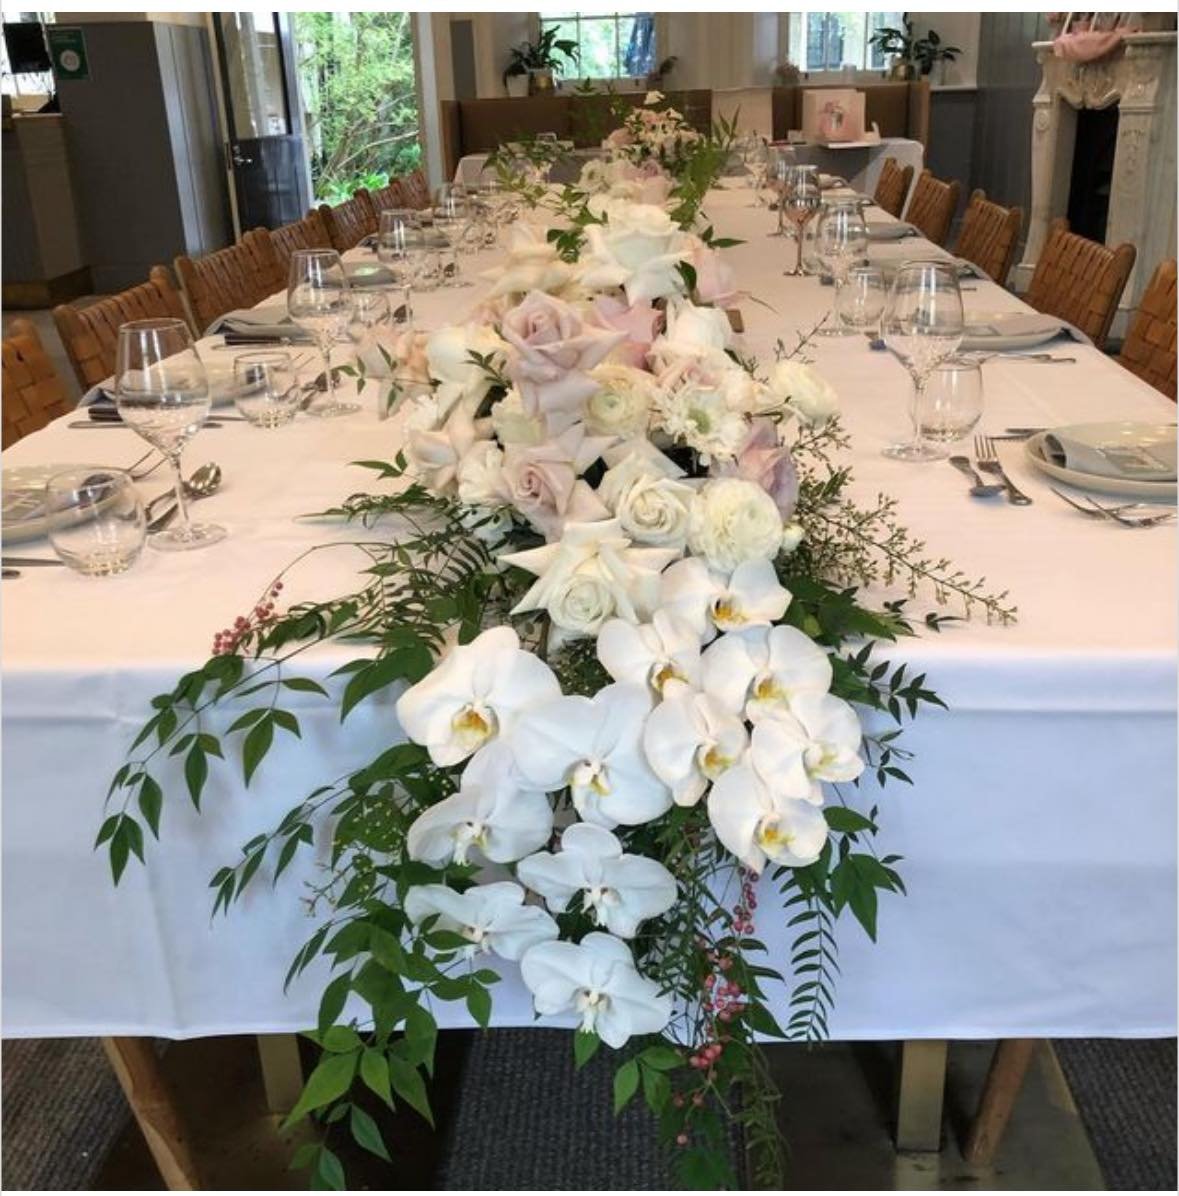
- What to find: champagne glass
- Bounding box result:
[287,249,359,418]
[782,166,821,276]
[115,318,225,551]
[917,359,983,446]
[836,265,887,333]
[881,260,966,462]
[816,200,869,335]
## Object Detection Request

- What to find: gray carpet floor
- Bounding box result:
[2,1034,1175,1190]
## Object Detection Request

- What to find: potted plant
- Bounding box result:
[503,26,580,97]
[644,55,678,91]
[870,18,961,81]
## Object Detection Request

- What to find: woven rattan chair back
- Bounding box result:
[3,319,72,448]
[53,268,190,390]
[174,229,285,335]
[1026,217,1137,350]
[318,190,378,253]
[399,169,431,210]
[954,189,1023,285]
[904,169,961,247]
[1117,258,1177,400]
[368,179,409,215]
[873,157,913,219]
[270,210,333,272]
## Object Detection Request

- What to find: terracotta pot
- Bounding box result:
[529,68,555,96]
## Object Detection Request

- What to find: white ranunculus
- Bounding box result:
[768,360,839,426]
[701,624,833,722]
[426,323,507,418]
[510,682,672,828]
[501,520,680,642]
[395,625,561,766]
[643,683,749,806]
[456,440,508,508]
[405,881,558,961]
[406,741,553,867]
[490,388,547,447]
[659,557,791,642]
[596,608,702,696]
[516,823,677,938]
[688,478,785,573]
[584,363,658,438]
[520,930,673,1048]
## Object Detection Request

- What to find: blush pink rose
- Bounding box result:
[589,295,663,368]
[713,418,799,519]
[500,429,611,540]
[688,244,740,309]
[501,291,624,435]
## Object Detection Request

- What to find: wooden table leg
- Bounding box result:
[101,1036,200,1190]
[256,1033,304,1116]
[895,1039,948,1152]
[963,1038,1040,1166]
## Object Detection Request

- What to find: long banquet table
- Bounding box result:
[3,185,1176,1044]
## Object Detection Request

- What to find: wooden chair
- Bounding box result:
[174,229,285,335]
[873,156,914,220]
[1116,258,1177,399]
[399,168,431,211]
[53,268,190,391]
[269,209,333,272]
[904,169,961,247]
[1026,217,1136,350]
[2,319,73,448]
[954,189,1023,286]
[368,179,409,215]
[318,190,377,253]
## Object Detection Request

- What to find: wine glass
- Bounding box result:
[768,152,794,237]
[816,200,869,335]
[348,288,390,348]
[287,249,359,418]
[433,185,469,288]
[881,260,966,462]
[781,166,821,276]
[836,265,887,333]
[115,318,225,551]
[746,138,769,207]
[917,359,983,446]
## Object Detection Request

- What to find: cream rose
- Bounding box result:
[688,478,784,572]
[611,473,697,549]
[584,363,658,437]
[768,360,839,425]
[426,323,507,418]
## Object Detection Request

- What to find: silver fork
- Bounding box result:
[1077,493,1176,528]
[974,435,1033,505]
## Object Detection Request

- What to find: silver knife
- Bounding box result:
[1,556,64,567]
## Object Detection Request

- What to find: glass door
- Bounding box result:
[213,12,309,232]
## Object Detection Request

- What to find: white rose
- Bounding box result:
[688,478,784,572]
[612,473,697,549]
[456,440,507,507]
[549,571,618,637]
[585,363,658,437]
[426,324,507,417]
[490,389,546,446]
[768,360,839,425]
[658,300,733,358]
[578,201,684,305]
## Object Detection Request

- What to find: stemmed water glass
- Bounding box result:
[781,166,821,276]
[881,260,966,461]
[287,249,359,418]
[377,208,418,323]
[816,199,869,335]
[433,185,470,288]
[746,137,769,207]
[115,317,225,551]
[768,153,794,237]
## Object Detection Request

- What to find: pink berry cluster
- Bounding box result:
[730,867,758,936]
[211,580,283,656]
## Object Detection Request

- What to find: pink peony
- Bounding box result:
[589,296,663,369]
[713,418,799,519]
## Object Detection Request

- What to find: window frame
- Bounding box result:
[786,11,904,77]
[536,11,657,86]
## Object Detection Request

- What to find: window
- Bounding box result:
[1,13,55,98]
[538,12,656,81]
[787,12,903,73]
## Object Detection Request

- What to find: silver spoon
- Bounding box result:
[148,463,222,533]
[145,463,220,521]
[949,456,1005,498]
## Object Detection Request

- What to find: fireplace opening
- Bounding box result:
[1067,105,1119,243]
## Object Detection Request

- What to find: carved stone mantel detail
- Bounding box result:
[1016,33,1177,324]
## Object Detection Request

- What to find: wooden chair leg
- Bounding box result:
[256,1033,304,1115]
[101,1036,200,1190]
[963,1038,1040,1166]
[895,1039,948,1151]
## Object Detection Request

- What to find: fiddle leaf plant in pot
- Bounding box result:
[869,18,961,82]
[503,26,580,96]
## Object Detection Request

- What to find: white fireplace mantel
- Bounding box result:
[1015,32,1177,327]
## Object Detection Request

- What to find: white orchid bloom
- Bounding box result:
[395,626,561,766]
[405,881,558,961]
[749,695,865,802]
[520,930,673,1047]
[707,762,829,874]
[406,741,553,867]
[643,683,749,807]
[596,608,702,696]
[510,682,672,828]
[700,625,834,721]
[659,557,791,643]
[516,823,677,937]
[501,520,680,643]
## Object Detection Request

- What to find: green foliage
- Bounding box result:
[293,12,421,203]
[503,24,580,86]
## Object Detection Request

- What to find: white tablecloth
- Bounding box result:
[3,192,1175,1040]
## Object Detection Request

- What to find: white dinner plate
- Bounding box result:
[1024,432,1178,502]
[2,463,113,544]
[960,312,1065,352]
[866,221,914,242]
